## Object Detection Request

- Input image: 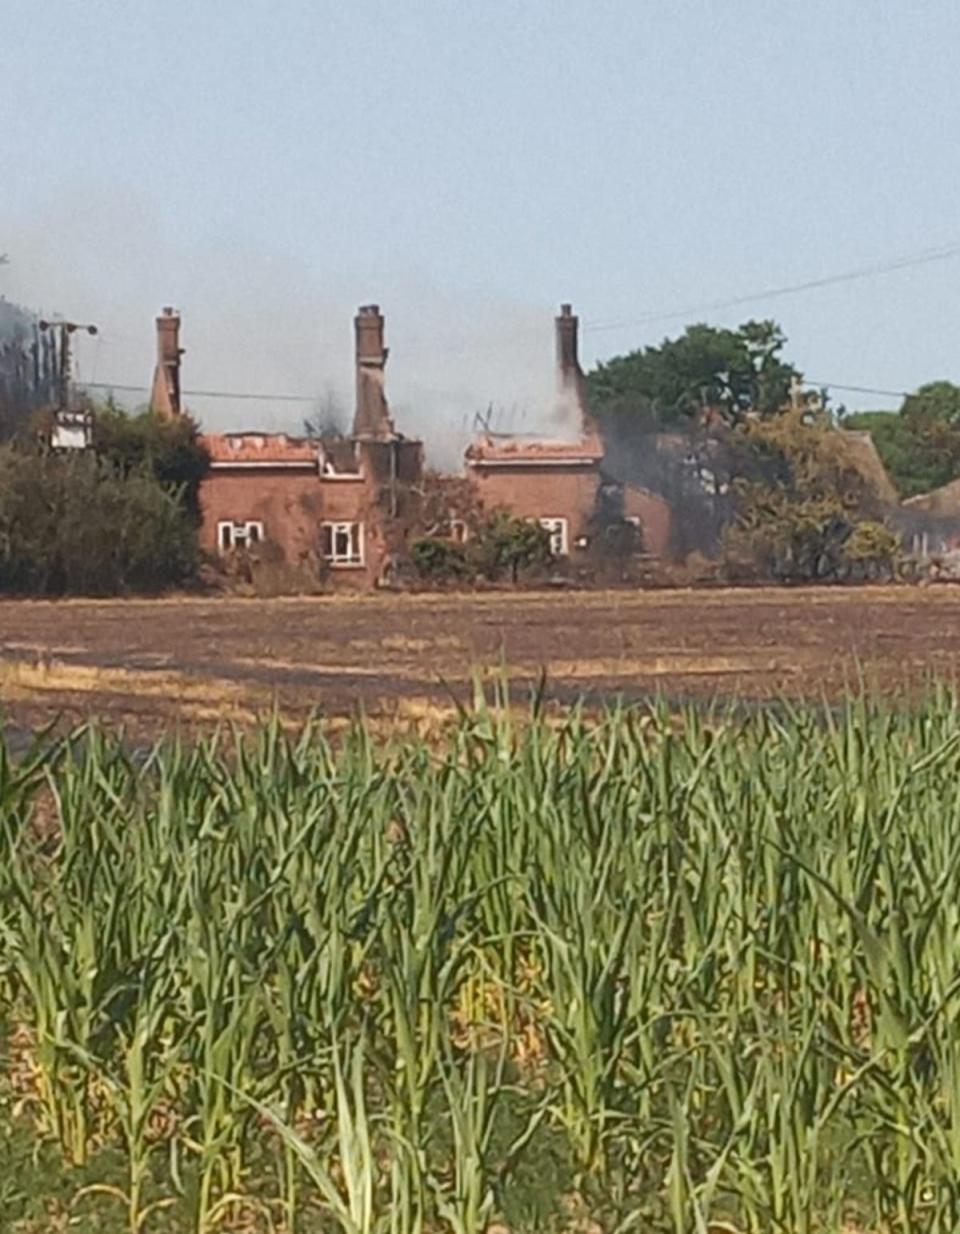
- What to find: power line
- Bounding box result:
[583,241,960,334]
[80,380,317,403]
[809,379,908,399]
[78,239,958,408]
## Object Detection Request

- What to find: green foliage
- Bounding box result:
[845,382,960,498]
[840,519,901,568]
[469,510,553,582]
[412,512,553,584]
[842,412,936,497]
[587,319,800,427]
[92,402,210,521]
[410,536,470,580]
[726,409,900,581]
[0,447,197,595]
[6,691,960,1230]
[902,379,960,426]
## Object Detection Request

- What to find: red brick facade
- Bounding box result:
[465,437,606,559]
[199,433,423,588]
[462,306,672,566]
[152,302,672,588]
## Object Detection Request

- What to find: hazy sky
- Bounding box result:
[3,1,959,460]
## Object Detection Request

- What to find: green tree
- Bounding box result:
[587,319,800,427]
[726,409,899,582]
[469,511,553,583]
[91,402,210,521]
[902,380,960,426]
[410,537,470,581]
[844,382,960,498]
[0,447,197,595]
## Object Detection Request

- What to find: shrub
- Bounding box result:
[91,402,209,521]
[468,510,553,583]
[410,536,470,581]
[0,447,197,595]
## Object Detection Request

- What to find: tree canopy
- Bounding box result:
[587,319,801,427]
[91,402,210,521]
[844,381,960,498]
[726,408,899,582]
[0,447,197,595]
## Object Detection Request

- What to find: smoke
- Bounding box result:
[2,191,573,469]
[600,416,733,558]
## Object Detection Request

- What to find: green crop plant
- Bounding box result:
[4,686,960,1232]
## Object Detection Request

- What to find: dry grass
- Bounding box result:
[1,585,959,741]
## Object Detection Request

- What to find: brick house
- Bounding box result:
[150,305,423,588]
[148,300,670,585]
[464,305,671,561]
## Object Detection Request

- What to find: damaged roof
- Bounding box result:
[202,432,319,467]
[465,433,604,467]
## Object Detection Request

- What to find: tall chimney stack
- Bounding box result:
[353,304,394,438]
[555,302,594,434]
[556,302,580,380]
[150,306,182,418]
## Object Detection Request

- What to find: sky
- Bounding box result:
[3,1,960,463]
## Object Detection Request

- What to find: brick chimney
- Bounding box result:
[556,302,580,379]
[353,304,395,438]
[150,306,182,418]
[555,303,594,433]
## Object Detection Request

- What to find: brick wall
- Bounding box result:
[622,485,672,558]
[200,468,384,587]
[468,464,601,550]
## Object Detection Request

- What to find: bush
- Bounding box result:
[0,447,197,595]
[468,510,553,582]
[411,513,553,585]
[91,403,210,522]
[410,537,470,581]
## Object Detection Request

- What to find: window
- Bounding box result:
[218,521,264,552]
[321,521,364,566]
[538,517,569,557]
[449,518,468,543]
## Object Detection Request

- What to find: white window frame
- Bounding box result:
[321,521,365,567]
[538,517,569,557]
[449,518,469,544]
[218,520,264,552]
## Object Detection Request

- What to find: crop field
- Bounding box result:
[5,587,960,1232]
[2,585,960,739]
[4,686,960,1232]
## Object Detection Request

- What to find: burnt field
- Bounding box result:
[0,584,959,738]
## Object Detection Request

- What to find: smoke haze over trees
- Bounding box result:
[0,299,60,439]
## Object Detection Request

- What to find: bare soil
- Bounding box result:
[0,585,958,740]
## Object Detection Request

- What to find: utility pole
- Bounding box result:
[38,318,98,412]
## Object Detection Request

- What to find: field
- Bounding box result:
[4,688,960,1232]
[2,585,960,737]
[4,586,960,1233]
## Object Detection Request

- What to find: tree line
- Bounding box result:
[0,317,955,594]
[587,319,960,580]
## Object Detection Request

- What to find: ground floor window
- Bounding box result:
[538,517,569,557]
[321,521,364,566]
[218,521,264,552]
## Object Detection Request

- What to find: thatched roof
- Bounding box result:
[902,477,960,515]
[840,429,899,505]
